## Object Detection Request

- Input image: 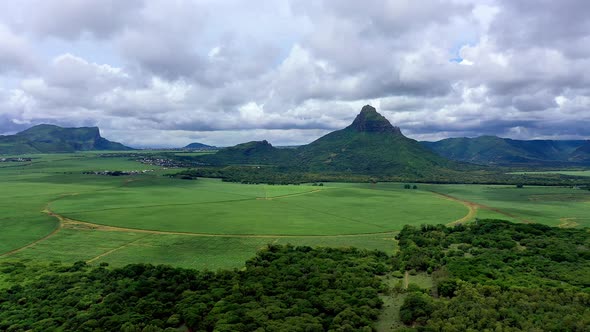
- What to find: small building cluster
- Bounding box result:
[0,157,32,162]
[137,157,186,169]
[82,170,154,176]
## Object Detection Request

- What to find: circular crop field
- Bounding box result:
[50,178,468,236]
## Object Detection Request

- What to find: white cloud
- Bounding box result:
[0,0,589,147]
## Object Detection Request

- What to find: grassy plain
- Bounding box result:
[1,152,589,270]
[50,178,467,235]
[423,183,590,227]
[511,170,590,177]
[0,153,412,268]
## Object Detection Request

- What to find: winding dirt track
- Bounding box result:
[429,191,532,225]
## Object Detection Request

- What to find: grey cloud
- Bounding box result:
[491,0,590,57]
[27,0,145,40]
[1,0,590,146]
[0,25,37,74]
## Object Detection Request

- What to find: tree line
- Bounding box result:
[0,246,389,331]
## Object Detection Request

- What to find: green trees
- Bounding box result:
[0,246,389,331]
[399,293,434,325]
[394,220,590,331]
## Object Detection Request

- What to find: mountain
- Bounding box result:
[423,136,588,165]
[183,142,217,150]
[197,105,461,176]
[569,141,590,162]
[0,124,132,155]
[295,105,456,175]
[197,140,294,165]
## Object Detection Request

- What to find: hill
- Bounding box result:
[197,140,294,165]
[183,142,217,150]
[423,136,587,165]
[295,105,457,175]
[569,141,590,162]
[0,124,132,154]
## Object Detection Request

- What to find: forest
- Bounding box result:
[0,246,388,332]
[394,220,590,331]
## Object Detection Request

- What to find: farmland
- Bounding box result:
[1,153,589,270]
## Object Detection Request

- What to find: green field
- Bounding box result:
[1,153,589,270]
[423,183,590,227]
[511,170,590,177]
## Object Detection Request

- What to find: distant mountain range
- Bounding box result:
[0,124,132,154]
[197,105,463,176]
[3,112,589,169]
[422,136,590,165]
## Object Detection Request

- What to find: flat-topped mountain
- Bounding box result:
[423,136,588,165]
[0,124,132,154]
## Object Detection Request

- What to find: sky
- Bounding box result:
[0,0,589,148]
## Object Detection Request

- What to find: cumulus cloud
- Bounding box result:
[0,0,589,147]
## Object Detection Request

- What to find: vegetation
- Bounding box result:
[187,106,468,178]
[423,183,590,227]
[423,135,589,166]
[197,140,294,166]
[183,142,217,150]
[0,124,131,154]
[0,245,389,331]
[167,164,590,186]
[392,220,590,331]
[49,178,466,236]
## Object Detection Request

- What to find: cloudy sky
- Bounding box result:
[0,0,589,147]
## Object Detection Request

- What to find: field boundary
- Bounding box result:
[50,208,399,238]
[0,216,62,257]
[429,191,533,224]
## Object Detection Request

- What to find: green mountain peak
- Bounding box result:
[347,105,402,134]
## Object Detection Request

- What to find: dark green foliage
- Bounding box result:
[167,170,199,180]
[167,164,590,186]
[399,293,434,325]
[0,246,388,331]
[395,220,590,331]
[0,124,132,154]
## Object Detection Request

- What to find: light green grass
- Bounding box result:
[51,179,467,235]
[375,293,406,332]
[6,228,396,270]
[0,154,161,254]
[510,170,590,177]
[423,184,590,227]
[3,152,590,270]
[407,272,434,289]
